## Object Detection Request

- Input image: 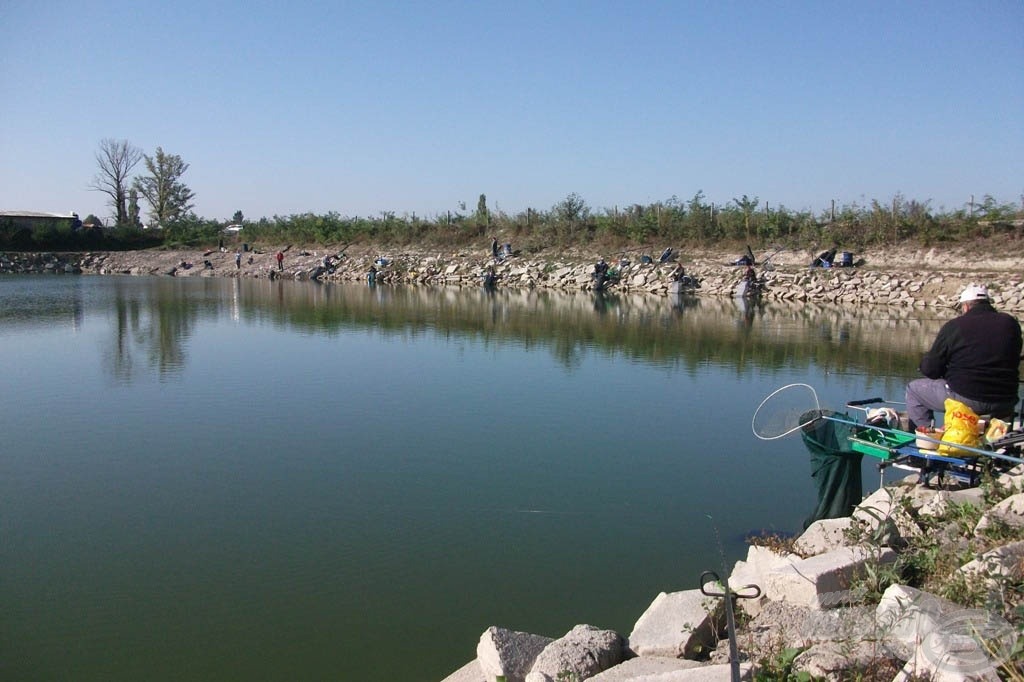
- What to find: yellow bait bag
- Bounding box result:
[938,398,983,456]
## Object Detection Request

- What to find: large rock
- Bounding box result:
[996,463,1024,490]
[872,583,1014,665]
[762,546,896,609]
[638,662,752,680]
[793,518,853,556]
[917,487,987,518]
[974,492,1024,535]
[440,659,486,682]
[728,545,798,617]
[793,640,893,681]
[627,590,722,659]
[587,656,702,681]
[959,540,1024,592]
[852,486,918,546]
[476,626,553,682]
[894,629,1001,681]
[525,624,624,682]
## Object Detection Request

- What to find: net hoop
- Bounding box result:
[751,383,823,441]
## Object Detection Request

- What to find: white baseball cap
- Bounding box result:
[958,284,989,304]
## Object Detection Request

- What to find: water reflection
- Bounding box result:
[1,276,962,385]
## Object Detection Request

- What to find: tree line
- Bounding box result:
[2,138,1021,253]
[173,190,1023,253]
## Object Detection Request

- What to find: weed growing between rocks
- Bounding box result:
[751,644,816,681]
[747,530,800,556]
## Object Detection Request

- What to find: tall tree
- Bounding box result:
[133,147,195,226]
[127,188,142,227]
[89,139,143,226]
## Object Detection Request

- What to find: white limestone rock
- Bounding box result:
[917,487,986,518]
[440,659,486,682]
[763,546,895,609]
[852,484,925,545]
[728,545,799,618]
[793,640,889,681]
[875,584,969,661]
[525,624,624,682]
[793,517,853,556]
[959,539,1024,588]
[995,463,1024,490]
[586,656,701,681]
[894,630,1001,681]
[974,492,1024,535]
[476,626,554,682]
[627,590,722,659]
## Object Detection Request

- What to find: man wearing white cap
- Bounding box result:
[905,284,1022,430]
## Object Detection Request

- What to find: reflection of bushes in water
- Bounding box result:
[244,282,930,377]
[50,276,941,384]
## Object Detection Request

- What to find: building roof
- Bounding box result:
[0,210,78,218]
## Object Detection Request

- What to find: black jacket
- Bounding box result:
[919,302,1022,403]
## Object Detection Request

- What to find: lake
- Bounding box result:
[0,275,946,681]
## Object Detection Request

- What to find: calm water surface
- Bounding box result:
[0,275,946,681]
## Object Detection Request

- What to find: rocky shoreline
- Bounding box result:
[2,244,1023,312]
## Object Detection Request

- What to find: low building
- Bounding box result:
[0,211,81,231]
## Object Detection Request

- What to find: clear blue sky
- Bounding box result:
[2,1,1022,224]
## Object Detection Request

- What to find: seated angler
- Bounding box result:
[905,285,1022,431]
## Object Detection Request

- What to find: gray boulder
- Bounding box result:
[525,624,624,682]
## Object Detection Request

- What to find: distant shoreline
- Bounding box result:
[4,244,1024,312]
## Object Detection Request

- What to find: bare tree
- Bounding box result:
[133,147,195,226]
[89,139,143,226]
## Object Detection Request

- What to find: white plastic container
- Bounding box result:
[915,427,944,450]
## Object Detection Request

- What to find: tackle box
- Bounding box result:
[848,428,915,460]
